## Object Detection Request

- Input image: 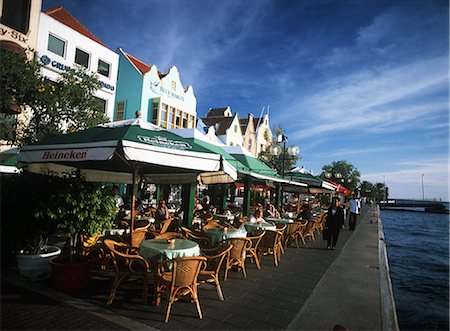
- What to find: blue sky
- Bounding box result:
[42,0,449,200]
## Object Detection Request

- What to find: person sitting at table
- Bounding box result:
[263,203,275,218]
[135,198,145,215]
[249,209,265,223]
[194,199,203,215]
[155,199,171,222]
[298,204,313,221]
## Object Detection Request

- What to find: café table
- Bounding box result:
[139,239,200,261]
[214,213,236,222]
[266,217,294,224]
[123,215,155,223]
[244,221,276,232]
[204,227,247,246]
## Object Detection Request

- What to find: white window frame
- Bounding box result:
[47,33,66,58]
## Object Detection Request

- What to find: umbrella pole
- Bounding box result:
[130,167,137,246]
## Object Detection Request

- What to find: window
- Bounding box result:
[75,48,90,68]
[48,34,65,57]
[95,97,107,114]
[150,102,158,124]
[168,107,175,129]
[248,139,252,150]
[182,113,188,128]
[160,104,168,128]
[230,142,234,146]
[115,101,124,121]
[171,80,176,91]
[0,0,31,34]
[175,110,182,128]
[234,125,238,133]
[188,115,195,128]
[97,59,110,77]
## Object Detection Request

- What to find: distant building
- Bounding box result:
[36,6,119,120]
[254,113,272,155]
[201,106,243,147]
[0,0,42,151]
[239,114,257,155]
[114,48,197,129]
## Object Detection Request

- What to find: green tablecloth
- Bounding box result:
[244,222,276,232]
[266,217,294,224]
[140,239,200,261]
[204,227,247,246]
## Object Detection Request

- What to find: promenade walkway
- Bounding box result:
[2,205,382,330]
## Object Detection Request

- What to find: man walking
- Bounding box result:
[348,194,359,231]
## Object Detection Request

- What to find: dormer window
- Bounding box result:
[171,80,176,91]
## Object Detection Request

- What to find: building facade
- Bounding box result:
[36,7,119,120]
[201,107,244,147]
[0,0,42,151]
[239,114,257,155]
[114,48,197,129]
[254,113,273,155]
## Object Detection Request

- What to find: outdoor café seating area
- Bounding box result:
[80,202,329,324]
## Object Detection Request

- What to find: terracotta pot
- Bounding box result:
[49,256,92,293]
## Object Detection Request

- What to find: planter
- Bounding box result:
[16,245,61,281]
[49,256,92,293]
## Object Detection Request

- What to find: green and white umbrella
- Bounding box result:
[0,148,21,174]
[19,119,237,185]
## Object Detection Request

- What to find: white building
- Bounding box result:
[201,107,243,147]
[36,6,119,120]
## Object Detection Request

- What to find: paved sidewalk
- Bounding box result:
[2,205,378,330]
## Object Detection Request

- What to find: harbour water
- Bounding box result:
[381,209,449,330]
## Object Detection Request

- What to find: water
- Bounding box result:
[382,210,449,331]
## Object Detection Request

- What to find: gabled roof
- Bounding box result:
[201,116,234,136]
[207,107,229,117]
[121,49,165,77]
[45,6,108,48]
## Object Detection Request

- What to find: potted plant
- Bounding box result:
[36,177,117,293]
[15,234,61,281]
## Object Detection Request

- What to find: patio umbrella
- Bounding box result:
[0,148,21,174]
[19,119,237,232]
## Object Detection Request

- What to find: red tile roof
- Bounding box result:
[45,6,108,47]
[123,51,151,74]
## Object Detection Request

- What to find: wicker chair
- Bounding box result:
[284,222,307,249]
[154,232,186,240]
[224,237,251,280]
[156,256,207,323]
[131,227,149,249]
[198,243,233,301]
[258,230,281,266]
[275,223,287,255]
[203,222,224,230]
[104,239,152,305]
[245,230,266,270]
[185,231,212,249]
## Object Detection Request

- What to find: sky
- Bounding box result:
[42,0,449,201]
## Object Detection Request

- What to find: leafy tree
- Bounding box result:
[360,180,389,201]
[258,126,300,176]
[320,160,361,191]
[0,49,108,147]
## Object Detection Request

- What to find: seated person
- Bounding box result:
[263,204,275,218]
[135,198,145,215]
[194,199,203,213]
[298,204,313,221]
[155,199,171,222]
[249,209,265,223]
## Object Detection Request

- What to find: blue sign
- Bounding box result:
[40,55,115,91]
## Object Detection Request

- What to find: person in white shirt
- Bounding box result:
[112,185,124,210]
[348,195,359,231]
[249,209,265,223]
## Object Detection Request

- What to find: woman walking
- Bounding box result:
[326,197,345,250]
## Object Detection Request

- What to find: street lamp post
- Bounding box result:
[421,174,425,201]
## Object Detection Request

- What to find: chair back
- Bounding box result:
[104,239,149,273]
[246,229,265,250]
[185,232,211,249]
[275,223,287,234]
[159,218,173,234]
[154,232,186,240]
[203,222,224,230]
[259,230,279,249]
[132,227,148,248]
[171,256,207,288]
[203,243,233,274]
[226,237,251,260]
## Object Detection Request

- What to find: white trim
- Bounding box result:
[20,140,118,151]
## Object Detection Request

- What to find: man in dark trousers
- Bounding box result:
[325,197,345,250]
[348,194,359,231]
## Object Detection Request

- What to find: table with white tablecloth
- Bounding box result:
[204,227,247,246]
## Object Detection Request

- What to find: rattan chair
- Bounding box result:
[245,230,265,270]
[284,221,307,249]
[275,223,287,254]
[156,256,207,323]
[104,239,152,305]
[198,243,233,301]
[224,237,252,280]
[131,227,149,249]
[258,230,281,266]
